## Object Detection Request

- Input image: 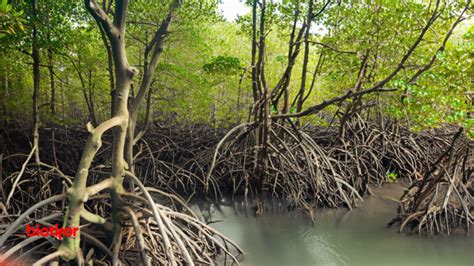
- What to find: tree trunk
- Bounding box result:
[48,47,55,115]
[59,0,137,260]
[2,73,8,124]
[70,56,98,126]
[60,79,65,120]
[125,0,180,173]
[251,0,258,102]
[296,0,313,115]
[98,23,115,116]
[31,0,40,165]
[88,69,98,125]
[254,0,269,215]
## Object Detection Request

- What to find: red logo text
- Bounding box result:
[25,224,78,240]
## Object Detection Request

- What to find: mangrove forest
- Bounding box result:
[0,0,473,265]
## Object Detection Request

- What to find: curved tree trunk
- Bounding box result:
[59,0,137,260]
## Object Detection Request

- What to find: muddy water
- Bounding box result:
[193,184,474,266]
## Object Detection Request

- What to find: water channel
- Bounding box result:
[193,184,474,265]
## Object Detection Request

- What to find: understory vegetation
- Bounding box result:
[0,0,473,265]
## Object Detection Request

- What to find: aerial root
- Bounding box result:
[0,170,242,265]
[390,128,473,235]
[205,115,456,218]
[206,121,363,215]
[120,171,242,265]
[321,114,449,187]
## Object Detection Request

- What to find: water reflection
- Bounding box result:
[192,185,474,266]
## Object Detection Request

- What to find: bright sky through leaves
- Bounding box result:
[218,0,250,21]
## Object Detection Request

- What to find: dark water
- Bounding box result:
[192,184,474,266]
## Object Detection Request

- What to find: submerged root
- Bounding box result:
[390,128,474,235]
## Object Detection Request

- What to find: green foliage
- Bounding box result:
[203,55,242,74]
[386,172,398,183]
[0,0,24,38]
[0,0,472,133]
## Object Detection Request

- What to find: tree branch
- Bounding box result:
[85,0,116,38]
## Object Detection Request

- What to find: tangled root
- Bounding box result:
[390,128,474,235]
[0,125,242,264]
[206,122,363,215]
[0,173,243,265]
[133,123,227,195]
[319,115,450,187]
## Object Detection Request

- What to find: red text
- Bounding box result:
[25,224,78,240]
